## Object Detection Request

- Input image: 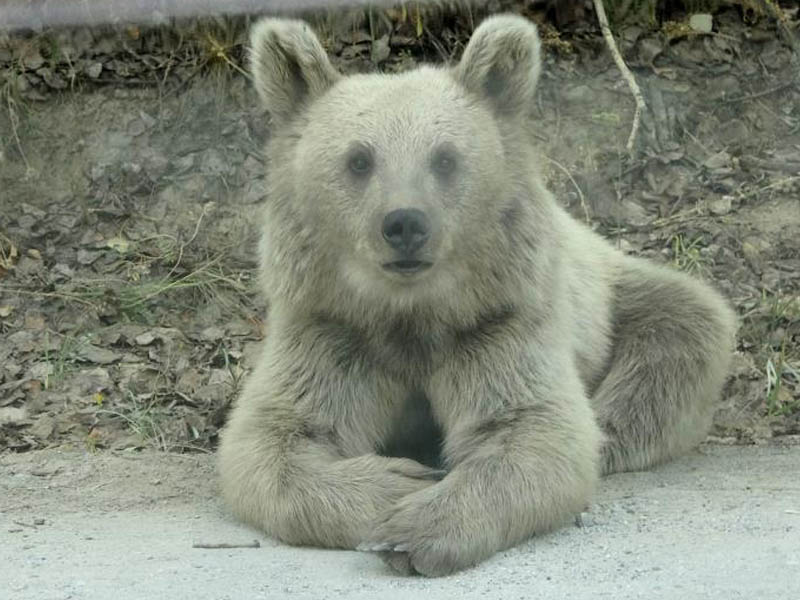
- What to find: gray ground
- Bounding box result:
[2,444,798,599]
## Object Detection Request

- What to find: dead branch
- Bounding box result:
[592,0,646,154]
[192,540,261,549]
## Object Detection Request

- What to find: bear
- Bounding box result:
[217,14,737,577]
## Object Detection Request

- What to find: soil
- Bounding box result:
[1,2,799,456]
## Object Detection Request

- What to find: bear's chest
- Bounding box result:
[376,389,444,469]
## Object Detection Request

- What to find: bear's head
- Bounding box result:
[250,15,553,321]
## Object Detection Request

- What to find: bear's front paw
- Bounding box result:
[376,549,416,576]
[358,487,488,577]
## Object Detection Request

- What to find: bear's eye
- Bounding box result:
[347,147,374,177]
[431,147,458,177]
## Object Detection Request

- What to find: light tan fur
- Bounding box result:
[218,14,737,576]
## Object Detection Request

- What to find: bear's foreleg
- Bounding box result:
[218,337,442,549]
[364,344,603,576]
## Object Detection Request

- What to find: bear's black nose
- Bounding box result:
[382,209,430,254]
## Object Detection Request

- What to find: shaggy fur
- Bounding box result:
[217,14,737,577]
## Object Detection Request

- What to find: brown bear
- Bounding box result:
[217,14,737,577]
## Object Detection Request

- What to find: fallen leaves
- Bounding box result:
[1,2,798,455]
[0,233,18,279]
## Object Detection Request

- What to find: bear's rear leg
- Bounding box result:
[592,260,737,475]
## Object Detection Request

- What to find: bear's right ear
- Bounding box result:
[453,14,541,118]
[249,18,340,124]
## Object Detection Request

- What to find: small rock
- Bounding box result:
[106,236,131,254]
[76,344,120,365]
[7,330,36,352]
[76,249,102,265]
[0,407,29,425]
[769,327,786,347]
[173,154,196,173]
[637,36,663,65]
[52,263,75,281]
[689,14,713,34]
[134,332,156,346]
[208,368,231,386]
[618,200,650,227]
[228,319,254,336]
[177,368,206,394]
[111,434,145,451]
[22,48,45,70]
[621,25,643,45]
[341,43,368,61]
[710,75,740,99]
[742,240,765,274]
[85,62,103,78]
[28,362,54,380]
[200,150,230,177]
[616,238,634,254]
[144,152,170,181]
[371,35,391,64]
[15,256,44,278]
[709,196,732,216]
[127,119,147,137]
[75,367,113,395]
[563,84,592,103]
[200,326,224,342]
[703,151,731,170]
[37,67,67,89]
[30,415,56,440]
[21,203,46,219]
[4,362,22,378]
[24,312,46,330]
[138,110,156,129]
[89,163,108,182]
[717,119,749,146]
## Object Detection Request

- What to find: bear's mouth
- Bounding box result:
[383,260,433,275]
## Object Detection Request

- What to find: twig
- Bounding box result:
[711,81,798,105]
[165,202,210,280]
[193,540,261,549]
[12,520,38,529]
[0,287,101,309]
[592,0,646,154]
[546,156,590,223]
[4,88,32,175]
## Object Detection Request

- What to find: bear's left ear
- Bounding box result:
[453,15,541,117]
[249,18,341,125]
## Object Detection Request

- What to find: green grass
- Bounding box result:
[41,332,80,390]
[1,243,255,330]
[740,290,800,417]
[765,343,800,417]
[670,233,711,277]
[98,392,171,451]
